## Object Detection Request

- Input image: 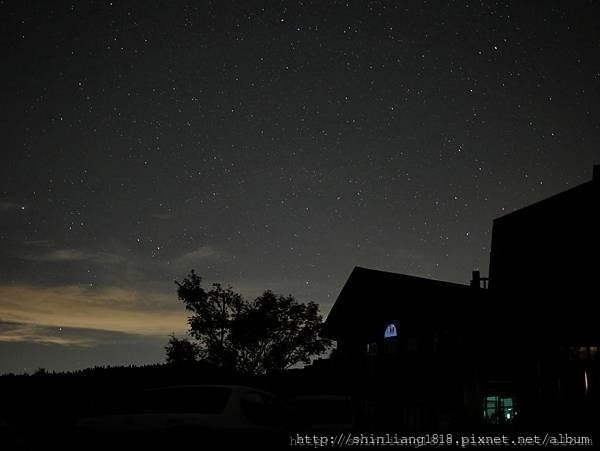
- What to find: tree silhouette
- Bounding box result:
[230,291,332,374]
[165,335,200,367]
[172,270,331,374]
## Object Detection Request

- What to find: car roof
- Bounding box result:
[289,395,353,401]
[143,384,274,393]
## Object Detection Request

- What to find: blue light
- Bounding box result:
[384,323,397,338]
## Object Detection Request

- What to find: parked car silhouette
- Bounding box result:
[74,385,301,450]
[0,417,29,450]
[288,395,357,434]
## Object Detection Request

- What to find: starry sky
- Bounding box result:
[1,0,599,374]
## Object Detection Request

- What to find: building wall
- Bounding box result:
[489,180,599,298]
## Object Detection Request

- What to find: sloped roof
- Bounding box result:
[322,266,485,339]
[489,174,599,293]
[493,178,598,226]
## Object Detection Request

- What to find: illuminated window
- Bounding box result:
[366,342,378,355]
[483,395,516,424]
[384,323,397,339]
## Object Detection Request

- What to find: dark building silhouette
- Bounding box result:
[321,267,489,430]
[320,165,600,432]
[323,267,484,358]
[489,165,599,344]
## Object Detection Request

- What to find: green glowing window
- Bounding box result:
[483,395,516,424]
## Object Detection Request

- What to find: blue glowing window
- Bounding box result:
[384,323,397,339]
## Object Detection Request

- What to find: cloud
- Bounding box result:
[151,212,173,220]
[0,326,169,374]
[0,321,99,346]
[0,284,187,338]
[27,249,87,262]
[20,248,125,264]
[174,246,218,262]
[0,320,165,347]
[0,201,18,211]
[22,239,55,247]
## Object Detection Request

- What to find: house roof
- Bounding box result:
[489,172,599,294]
[322,266,485,339]
[493,178,598,227]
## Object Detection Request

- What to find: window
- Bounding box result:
[384,323,397,339]
[366,342,378,355]
[241,391,289,428]
[406,337,418,352]
[483,395,516,424]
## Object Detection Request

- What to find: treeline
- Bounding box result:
[0,361,346,429]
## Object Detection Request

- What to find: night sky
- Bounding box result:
[1,1,599,374]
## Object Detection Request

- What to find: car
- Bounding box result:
[73,385,301,450]
[0,417,29,450]
[288,394,357,434]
